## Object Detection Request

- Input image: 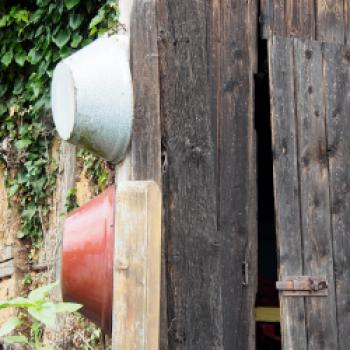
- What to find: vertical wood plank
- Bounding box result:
[114,0,164,348]
[269,36,307,350]
[219,0,257,348]
[316,0,345,43]
[286,0,315,39]
[293,38,338,350]
[324,43,350,350]
[260,0,273,38]
[273,0,287,36]
[114,181,161,350]
[157,0,257,348]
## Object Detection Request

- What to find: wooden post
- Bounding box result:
[113,1,164,349]
[114,181,161,349]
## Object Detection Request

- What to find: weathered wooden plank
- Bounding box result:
[113,181,161,350]
[324,42,350,350]
[219,0,257,349]
[157,0,257,349]
[114,1,164,348]
[157,2,222,348]
[260,0,273,38]
[293,38,338,350]
[269,36,307,350]
[273,0,287,36]
[264,0,347,44]
[286,0,315,39]
[316,0,345,43]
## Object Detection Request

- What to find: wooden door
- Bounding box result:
[269,36,350,350]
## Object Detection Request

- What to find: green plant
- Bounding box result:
[0,0,119,244]
[77,149,113,195]
[0,282,82,349]
[65,187,79,213]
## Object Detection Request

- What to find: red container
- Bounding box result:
[62,185,115,334]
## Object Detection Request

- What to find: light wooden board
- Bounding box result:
[113,181,161,350]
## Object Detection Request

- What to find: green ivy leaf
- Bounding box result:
[27,48,42,65]
[69,13,83,30]
[71,33,83,48]
[52,28,71,48]
[14,48,27,66]
[89,10,105,29]
[65,0,81,10]
[15,139,32,149]
[1,50,13,67]
[0,317,22,337]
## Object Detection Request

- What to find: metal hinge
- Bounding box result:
[276,276,328,297]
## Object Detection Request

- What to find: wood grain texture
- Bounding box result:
[269,36,307,350]
[114,181,161,350]
[269,36,350,350]
[261,0,349,43]
[293,39,338,350]
[324,43,350,350]
[114,1,164,349]
[157,0,257,348]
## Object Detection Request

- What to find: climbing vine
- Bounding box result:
[0,0,119,244]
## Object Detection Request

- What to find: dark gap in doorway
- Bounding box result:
[255,38,281,350]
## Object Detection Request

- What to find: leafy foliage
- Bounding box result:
[0,282,82,349]
[0,0,119,244]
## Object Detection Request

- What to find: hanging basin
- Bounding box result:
[61,185,115,334]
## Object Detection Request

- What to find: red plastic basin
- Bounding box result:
[61,185,115,334]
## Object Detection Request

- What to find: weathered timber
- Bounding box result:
[114,181,161,350]
[269,36,307,350]
[113,0,164,349]
[157,0,257,349]
[269,36,350,350]
[324,43,350,350]
[261,0,347,44]
[293,39,338,350]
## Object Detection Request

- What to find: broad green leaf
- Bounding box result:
[71,33,82,48]
[52,28,71,48]
[15,139,32,149]
[30,9,44,24]
[89,10,105,29]
[0,317,22,337]
[28,281,58,302]
[28,302,57,329]
[1,51,13,67]
[0,84,7,98]
[0,297,32,309]
[69,13,83,30]
[65,0,81,10]
[0,103,7,117]
[21,206,37,220]
[14,48,27,66]
[0,15,8,28]
[55,302,82,313]
[5,335,29,344]
[27,48,42,65]
[42,346,54,350]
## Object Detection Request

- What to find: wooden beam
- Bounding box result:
[113,181,161,350]
[113,1,163,348]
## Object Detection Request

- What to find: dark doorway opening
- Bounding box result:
[255,39,281,350]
